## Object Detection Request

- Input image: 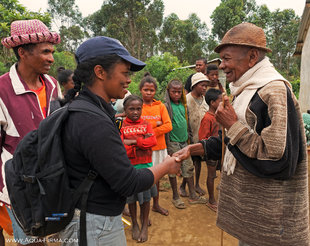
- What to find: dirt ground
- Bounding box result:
[4,158,310,246]
[125,164,238,246]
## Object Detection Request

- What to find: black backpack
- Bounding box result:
[5,98,111,246]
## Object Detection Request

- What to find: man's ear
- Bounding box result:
[94,65,106,80]
[18,47,26,59]
[248,48,259,68]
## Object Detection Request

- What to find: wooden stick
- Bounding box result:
[220,93,226,246]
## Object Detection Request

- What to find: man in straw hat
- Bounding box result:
[0,19,62,245]
[175,22,309,246]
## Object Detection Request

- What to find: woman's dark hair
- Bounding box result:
[206,64,218,74]
[13,43,36,60]
[62,54,123,105]
[57,67,73,86]
[167,79,183,90]
[205,88,222,106]
[123,95,143,109]
[139,72,157,90]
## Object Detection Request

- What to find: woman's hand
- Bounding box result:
[172,145,191,161]
[163,155,182,175]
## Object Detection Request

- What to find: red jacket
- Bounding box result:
[198,111,219,140]
[121,118,157,165]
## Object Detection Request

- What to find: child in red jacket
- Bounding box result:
[199,89,222,212]
[121,95,157,243]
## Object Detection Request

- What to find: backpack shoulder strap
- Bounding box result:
[68,98,112,121]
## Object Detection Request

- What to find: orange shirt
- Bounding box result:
[0,205,13,235]
[31,77,47,118]
[141,99,172,151]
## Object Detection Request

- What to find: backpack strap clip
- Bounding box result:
[87,170,97,180]
[22,175,36,183]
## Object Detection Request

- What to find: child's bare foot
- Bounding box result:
[152,205,169,216]
[195,186,206,196]
[140,216,152,226]
[179,186,188,197]
[132,223,140,240]
[137,227,148,243]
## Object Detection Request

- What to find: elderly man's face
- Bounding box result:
[219,46,252,83]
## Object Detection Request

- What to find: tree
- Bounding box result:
[129,52,191,98]
[211,0,247,40]
[47,0,86,52]
[49,51,76,78]
[267,9,300,76]
[158,13,209,64]
[85,0,164,60]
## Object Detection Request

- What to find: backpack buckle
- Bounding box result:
[87,170,97,180]
[22,175,36,183]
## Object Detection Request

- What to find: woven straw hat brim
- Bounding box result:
[214,42,272,53]
[1,31,61,49]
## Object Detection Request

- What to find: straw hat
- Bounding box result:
[1,19,60,49]
[214,22,271,53]
[191,72,210,89]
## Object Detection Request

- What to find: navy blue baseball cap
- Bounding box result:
[75,36,146,71]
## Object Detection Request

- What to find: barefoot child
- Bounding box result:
[185,72,209,196]
[198,89,222,212]
[164,79,207,208]
[121,95,157,242]
[140,72,172,216]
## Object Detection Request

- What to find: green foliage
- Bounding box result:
[0,0,51,40]
[86,0,164,60]
[0,61,8,75]
[158,13,209,63]
[290,78,300,99]
[211,0,248,40]
[49,51,76,78]
[48,0,86,53]
[129,52,191,100]
[302,113,310,146]
[267,9,300,76]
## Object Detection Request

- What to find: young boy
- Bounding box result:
[184,72,209,196]
[164,79,206,208]
[198,89,222,212]
[206,64,225,93]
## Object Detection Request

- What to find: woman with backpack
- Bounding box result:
[57,36,181,246]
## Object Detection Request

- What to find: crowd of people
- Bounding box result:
[0,18,309,246]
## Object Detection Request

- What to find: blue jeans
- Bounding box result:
[58,209,126,246]
[6,207,38,245]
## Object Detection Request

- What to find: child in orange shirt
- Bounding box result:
[140,72,172,216]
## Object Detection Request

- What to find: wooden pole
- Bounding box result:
[220,93,226,246]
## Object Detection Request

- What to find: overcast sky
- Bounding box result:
[19,0,306,30]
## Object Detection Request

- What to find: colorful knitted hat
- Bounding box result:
[214,22,271,53]
[1,19,61,49]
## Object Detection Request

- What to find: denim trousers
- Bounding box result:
[58,209,126,246]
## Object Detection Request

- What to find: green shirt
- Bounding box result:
[170,102,188,142]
